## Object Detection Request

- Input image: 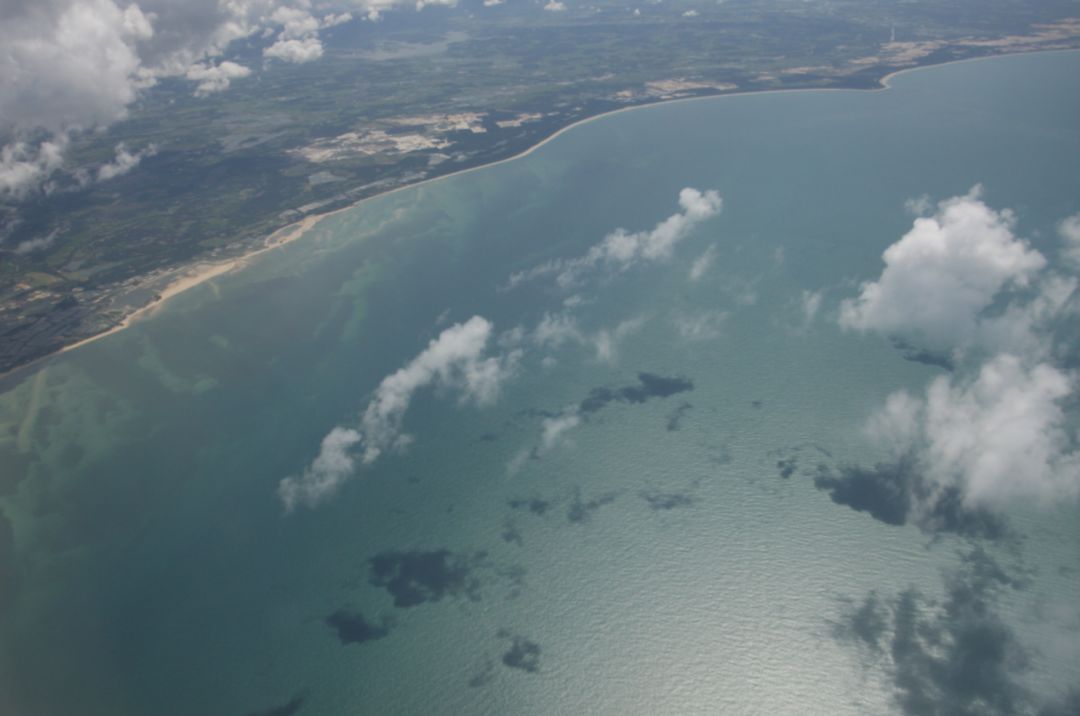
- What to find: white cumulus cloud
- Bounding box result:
[867,353,1080,508]
[0,138,69,199]
[97,142,157,181]
[277,427,362,512]
[264,36,324,63]
[507,187,722,290]
[185,60,252,95]
[279,316,519,509]
[840,187,1046,348]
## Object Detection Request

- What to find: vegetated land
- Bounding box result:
[2,0,1079,376]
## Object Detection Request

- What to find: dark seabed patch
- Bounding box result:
[813,457,1008,539]
[776,457,798,480]
[508,497,551,516]
[834,548,1034,716]
[368,550,486,608]
[578,372,694,415]
[666,402,693,431]
[325,608,393,645]
[639,489,697,510]
[244,693,306,716]
[567,488,619,524]
[498,631,541,673]
[890,337,955,371]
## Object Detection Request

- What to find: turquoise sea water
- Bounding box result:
[1,51,1079,715]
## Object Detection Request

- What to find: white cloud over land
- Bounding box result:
[278,316,519,510]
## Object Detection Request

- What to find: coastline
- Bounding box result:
[4,46,1077,384]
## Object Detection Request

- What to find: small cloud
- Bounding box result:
[540,408,581,451]
[674,310,727,341]
[264,36,324,63]
[1059,213,1080,268]
[185,60,251,96]
[97,142,156,181]
[14,228,59,255]
[682,9,699,16]
[593,316,645,363]
[903,194,933,216]
[688,244,716,281]
[506,188,722,290]
[280,317,519,509]
[543,0,566,10]
[0,136,68,200]
[278,427,362,512]
[800,289,823,323]
[531,312,645,364]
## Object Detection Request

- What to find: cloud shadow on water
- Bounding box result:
[813,457,1008,540]
[579,373,694,415]
[639,489,697,510]
[567,487,619,524]
[368,550,487,608]
[507,497,551,516]
[666,402,693,431]
[833,548,1039,716]
[324,608,394,645]
[497,630,541,673]
[890,336,955,371]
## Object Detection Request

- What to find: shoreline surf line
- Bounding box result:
[3,46,1078,385]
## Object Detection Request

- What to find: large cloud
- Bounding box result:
[867,353,1080,508]
[0,0,443,196]
[279,316,519,510]
[507,188,722,290]
[839,187,1046,348]
[838,192,1080,512]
